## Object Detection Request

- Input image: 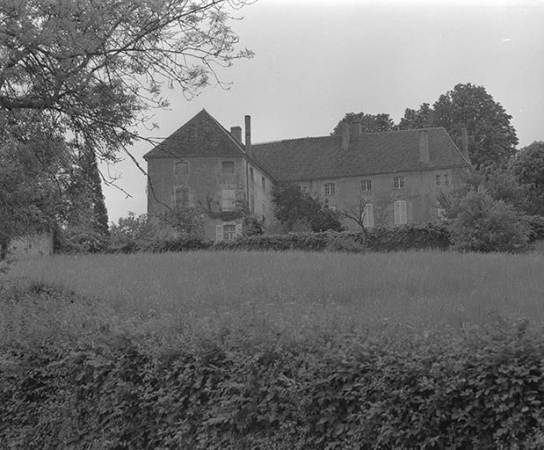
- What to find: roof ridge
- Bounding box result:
[253,127,446,147]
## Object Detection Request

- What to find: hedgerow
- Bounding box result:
[2,322,543,449]
[215,223,451,253]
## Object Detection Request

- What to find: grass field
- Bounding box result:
[2,250,543,349]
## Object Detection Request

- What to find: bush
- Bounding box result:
[2,325,544,449]
[445,187,531,252]
[526,215,544,242]
[213,224,450,253]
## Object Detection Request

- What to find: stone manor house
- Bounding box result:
[144,109,471,242]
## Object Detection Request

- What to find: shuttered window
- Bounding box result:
[362,203,374,228]
[174,186,190,208]
[394,200,407,225]
[221,189,236,210]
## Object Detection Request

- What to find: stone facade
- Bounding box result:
[144,109,470,241]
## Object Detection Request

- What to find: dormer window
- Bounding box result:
[222,161,234,174]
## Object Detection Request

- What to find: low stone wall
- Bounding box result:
[8,233,53,259]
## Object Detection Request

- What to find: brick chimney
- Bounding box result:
[419,130,430,165]
[245,115,252,158]
[341,121,350,150]
[230,126,242,144]
[461,127,469,161]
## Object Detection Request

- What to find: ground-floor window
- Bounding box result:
[394,200,407,225]
[362,203,374,228]
[216,223,242,242]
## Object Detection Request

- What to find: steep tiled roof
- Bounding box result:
[251,128,470,182]
[144,109,245,159]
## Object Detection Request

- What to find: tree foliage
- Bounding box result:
[331,112,395,136]
[336,83,518,168]
[512,141,544,215]
[272,184,344,233]
[0,0,253,158]
[432,83,518,168]
[0,0,252,247]
[440,184,530,253]
[397,103,433,130]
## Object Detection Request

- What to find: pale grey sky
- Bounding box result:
[102,0,544,223]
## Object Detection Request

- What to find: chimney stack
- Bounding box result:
[352,120,362,139]
[341,121,350,150]
[461,127,469,161]
[245,115,252,158]
[419,130,430,165]
[230,126,242,144]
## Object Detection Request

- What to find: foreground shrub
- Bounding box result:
[1,325,543,449]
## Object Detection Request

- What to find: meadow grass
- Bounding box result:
[2,250,543,350]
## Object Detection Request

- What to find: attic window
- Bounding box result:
[174,161,188,178]
[222,161,234,174]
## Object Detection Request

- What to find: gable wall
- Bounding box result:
[147,156,276,240]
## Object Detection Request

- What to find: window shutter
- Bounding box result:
[400,201,407,224]
[235,224,242,237]
[215,225,223,242]
[394,201,401,225]
[366,204,374,227]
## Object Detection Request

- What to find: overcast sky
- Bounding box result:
[101,0,544,223]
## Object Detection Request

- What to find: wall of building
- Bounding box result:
[297,168,460,230]
[247,162,276,232]
[147,156,277,241]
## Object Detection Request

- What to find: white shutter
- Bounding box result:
[400,201,407,224]
[394,201,401,225]
[235,224,242,237]
[365,204,374,228]
[215,224,224,242]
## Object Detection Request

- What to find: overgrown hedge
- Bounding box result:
[1,326,543,449]
[215,223,451,253]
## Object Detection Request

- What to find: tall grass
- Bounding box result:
[2,250,544,348]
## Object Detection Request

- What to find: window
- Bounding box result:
[262,176,266,190]
[222,161,234,174]
[394,200,407,225]
[324,183,336,196]
[174,161,188,179]
[249,191,255,213]
[362,203,374,228]
[361,179,372,192]
[216,223,242,242]
[223,224,237,241]
[174,186,190,208]
[221,189,236,210]
[436,173,450,186]
[394,176,405,189]
[249,167,254,182]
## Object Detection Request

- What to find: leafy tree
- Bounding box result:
[108,213,160,253]
[432,83,518,168]
[0,0,252,247]
[0,0,252,158]
[272,184,344,233]
[331,112,395,135]
[511,141,544,215]
[441,186,530,252]
[397,103,434,130]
